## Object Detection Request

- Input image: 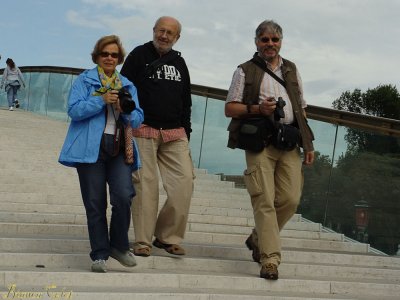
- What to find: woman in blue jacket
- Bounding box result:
[59,35,144,273]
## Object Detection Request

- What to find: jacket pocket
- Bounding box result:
[243,165,263,197]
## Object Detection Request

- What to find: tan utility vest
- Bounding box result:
[227,55,314,152]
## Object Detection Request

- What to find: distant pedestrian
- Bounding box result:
[0,58,25,111]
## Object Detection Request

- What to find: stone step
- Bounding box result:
[0,191,254,211]
[0,287,359,300]
[0,170,236,188]
[0,220,333,241]
[0,184,248,202]
[189,223,341,240]
[0,201,255,222]
[0,237,394,269]
[0,165,220,181]
[8,200,290,221]
[3,170,224,186]
[1,109,397,300]
[0,177,240,196]
[0,211,315,231]
[185,232,365,253]
[0,202,253,225]
[0,229,367,253]
[181,243,400,269]
[0,220,328,241]
[0,196,258,218]
[1,268,399,298]
[0,253,399,283]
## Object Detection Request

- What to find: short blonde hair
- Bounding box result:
[91,35,126,65]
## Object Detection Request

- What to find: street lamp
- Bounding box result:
[354,200,370,243]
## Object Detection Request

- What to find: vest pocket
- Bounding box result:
[243,164,263,197]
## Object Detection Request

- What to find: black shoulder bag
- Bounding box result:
[237,117,274,152]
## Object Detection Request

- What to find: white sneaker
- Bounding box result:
[110,247,137,267]
[14,100,20,108]
[91,259,107,273]
[9,107,13,111]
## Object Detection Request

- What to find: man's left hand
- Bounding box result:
[303,151,314,165]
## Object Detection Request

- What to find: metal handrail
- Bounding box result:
[191,83,400,137]
[2,65,400,137]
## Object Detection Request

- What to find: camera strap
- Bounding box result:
[101,105,122,157]
[250,54,286,88]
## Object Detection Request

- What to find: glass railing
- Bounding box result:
[1,66,400,256]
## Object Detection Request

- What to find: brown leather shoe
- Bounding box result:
[133,246,151,257]
[152,238,185,255]
[260,263,279,280]
[245,234,260,263]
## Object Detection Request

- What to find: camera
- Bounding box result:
[118,88,136,114]
[274,97,286,121]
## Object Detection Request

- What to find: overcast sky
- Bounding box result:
[1,0,399,108]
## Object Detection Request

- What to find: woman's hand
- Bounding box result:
[102,90,119,105]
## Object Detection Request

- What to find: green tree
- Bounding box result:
[328,84,400,254]
[332,152,400,254]
[332,85,400,154]
[299,152,332,222]
[332,84,400,119]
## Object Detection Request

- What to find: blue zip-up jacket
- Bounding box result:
[58,67,144,170]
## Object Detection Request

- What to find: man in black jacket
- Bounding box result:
[121,16,193,257]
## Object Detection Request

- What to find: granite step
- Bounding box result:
[0,230,367,253]
[1,268,399,298]
[1,253,399,283]
[0,211,316,231]
[1,109,399,300]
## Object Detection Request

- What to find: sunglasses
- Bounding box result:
[99,51,119,58]
[259,37,280,43]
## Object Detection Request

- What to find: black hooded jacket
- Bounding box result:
[121,41,192,139]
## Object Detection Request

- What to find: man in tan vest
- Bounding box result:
[225,19,314,280]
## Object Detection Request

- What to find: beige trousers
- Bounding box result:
[131,136,194,246]
[244,145,303,266]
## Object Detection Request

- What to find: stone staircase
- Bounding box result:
[0,108,399,300]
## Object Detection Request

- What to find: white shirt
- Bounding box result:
[104,104,120,135]
[226,56,307,124]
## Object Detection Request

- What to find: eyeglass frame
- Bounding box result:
[258,37,281,43]
[99,51,119,59]
[154,28,179,39]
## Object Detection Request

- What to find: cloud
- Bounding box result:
[61,0,400,107]
[66,10,106,29]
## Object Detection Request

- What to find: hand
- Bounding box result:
[259,97,276,116]
[102,90,119,105]
[303,151,315,165]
